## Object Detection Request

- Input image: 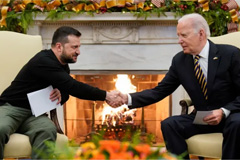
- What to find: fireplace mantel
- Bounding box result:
[31,12,177,22]
[28,12,179,46]
[28,12,182,71]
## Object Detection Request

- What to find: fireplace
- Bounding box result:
[27,12,189,144]
[64,73,170,144]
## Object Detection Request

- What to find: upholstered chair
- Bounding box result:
[0,31,68,158]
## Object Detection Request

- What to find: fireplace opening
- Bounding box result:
[64,73,170,144]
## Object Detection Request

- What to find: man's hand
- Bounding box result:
[50,88,61,105]
[119,92,128,105]
[106,90,128,108]
[203,109,224,125]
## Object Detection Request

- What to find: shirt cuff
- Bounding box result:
[221,107,230,118]
[127,93,132,106]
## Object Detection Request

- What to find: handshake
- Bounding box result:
[105,90,128,108]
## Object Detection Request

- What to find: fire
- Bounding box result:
[101,74,137,126]
[115,74,136,94]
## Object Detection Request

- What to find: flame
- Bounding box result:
[115,74,136,94]
[101,74,137,126]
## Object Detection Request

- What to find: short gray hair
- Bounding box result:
[178,13,211,37]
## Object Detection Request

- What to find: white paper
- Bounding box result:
[193,111,213,125]
[27,85,61,117]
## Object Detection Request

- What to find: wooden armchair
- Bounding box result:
[0,31,68,158]
[179,31,240,159]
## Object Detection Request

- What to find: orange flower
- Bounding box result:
[109,151,132,159]
[121,142,130,152]
[90,153,106,159]
[62,0,69,5]
[99,140,121,153]
[134,144,151,155]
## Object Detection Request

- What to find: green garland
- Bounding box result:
[0,0,236,36]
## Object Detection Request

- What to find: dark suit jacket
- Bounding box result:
[129,40,240,112]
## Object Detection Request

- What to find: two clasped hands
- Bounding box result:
[106,90,128,108]
[49,88,128,108]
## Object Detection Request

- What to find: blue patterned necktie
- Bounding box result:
[194,55,208,100]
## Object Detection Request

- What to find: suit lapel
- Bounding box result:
[207,40,221,97]
[185,55,197,82]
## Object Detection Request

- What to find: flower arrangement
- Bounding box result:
[0,0,239,36]
[42,131,181,159]
[72,140,177,159]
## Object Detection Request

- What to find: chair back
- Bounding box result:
[209,31,240,49]
[0,31,42,94]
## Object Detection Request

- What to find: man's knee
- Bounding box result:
[27,126,57,149]
[26,118,57,143]
[225,117,240,133]
[225,113,240,130]
[161,116,175,131]
[26,116,57,138]
[35,125,57,138]
[41,120,57,139]
[46,126,57,138]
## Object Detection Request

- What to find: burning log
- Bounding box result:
[101,103,137,126]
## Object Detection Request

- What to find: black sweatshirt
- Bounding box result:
[0,49,106,109]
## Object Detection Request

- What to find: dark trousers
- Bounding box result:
[0,103,57,159]
[161,112,240,159]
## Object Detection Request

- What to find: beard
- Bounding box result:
[60,50,77,64]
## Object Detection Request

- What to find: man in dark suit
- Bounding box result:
[111,13,240,159]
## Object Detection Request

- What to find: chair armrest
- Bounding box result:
[179,99,193,115]
[50,109,64,134]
